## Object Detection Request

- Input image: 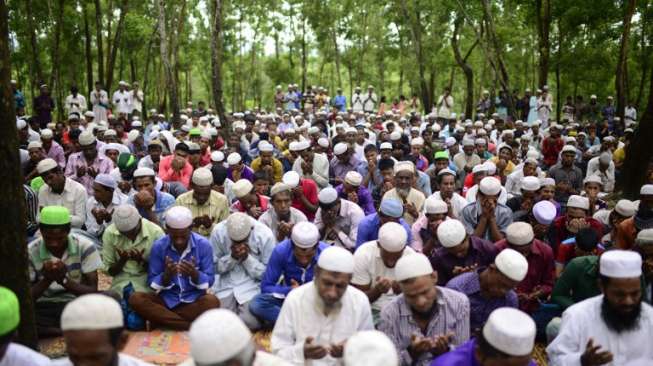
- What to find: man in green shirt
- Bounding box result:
[101,205,164,297]
[29,206,102,337]
[551,255,601,310]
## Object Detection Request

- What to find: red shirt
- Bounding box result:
[292,178,319,221]
[158,155,193,188]
[495,239,555,314]
[542,137,564,166]
[548,216,605,256]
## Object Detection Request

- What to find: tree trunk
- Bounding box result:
[94,0,104,86]
[480,0,513,113]
[0,0,38,349]
[25,0,43,85]
[155,0,179,125]
[622,64,653,197]
[555,21,563,121]
[300,9,307,94]
[210,0,226,126]
[535,0,551,88]
[332,28,342,87]
[82,0,93,99]
[452,14,477,118]
[105,0,129,93]
[401,0,430,114]
[50,0,65,121]
[105,0,114,84]
[142,28,156,117]
[616,0,637,124]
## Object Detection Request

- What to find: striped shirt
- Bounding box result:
[378,287,470,366]
[24,185,39,237]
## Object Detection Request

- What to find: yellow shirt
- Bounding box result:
[251,157,284,183]
[382,188,426,226]
[490,156,516,177]
[613,147,626,164]
[175,190,230,237]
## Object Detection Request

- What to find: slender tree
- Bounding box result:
[616,0,638,123]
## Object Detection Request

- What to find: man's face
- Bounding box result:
[463,145,474,156]
[81,143,98,161]
[364,150,377,163]
[93,183,113,204]
[42,227,70,255]
[254,179,269,196]
[174,149,189,161]
[475,144,486,155]
[380,149,392,160]
[315,268,351,308]
[539,185,555,200]
[192,184,212,205]
[346,133,356,145]
[445,237,470,258]
[28,148,44,162]
[299,149,312,163]
[260,151,273,165]
[63,329,118,366]
[394,170,413,191]
[523,162,536,177]
[400,273,437,315]
[337,150,351,163]
[105,149,119,163]
[435,159,449,171]
[439,175,455,196]
[585,182,601,198]
[292,244,317,267]
[565,207,588,233]
[379,246,404,268]
[42,169,65,192]
[499,148,511,161]
[148,146,162,161]
[561,152,575,166]
[272,191,292,217]
[601,277,642,333]
[484,268,518,298]
[133,177,155,197]
[167,227,191,251]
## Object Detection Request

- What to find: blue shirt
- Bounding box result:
[129,190,175,226]
[333,95,347,111]
[355,213,413,249]
[431,338,537,366]
[356,161,383,192]
[148,232,215,309]
[260,239,329,297]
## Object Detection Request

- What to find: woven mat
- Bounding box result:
[122,330,190,365]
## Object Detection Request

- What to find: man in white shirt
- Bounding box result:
[351,86,364,113]
[586,152,615,193]
[428,168,468,219]
[547,250,653,365]
[37,158,87,228]
[435,87,454,119]
[362,85,377,114]
[53,294,154,365]
[85,174,128,239]
[90,81,109,123]
[129,81,144,117]
[271,246,374,365]
[259,183,307,242]
[313,187,364,250]
[291,140,330,189]
[112,81,133,116]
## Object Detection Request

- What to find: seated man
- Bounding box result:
[129,167,175,227]
[314,187,364,250]
[28,206,101,337]
[0,287,51,365]
[356,198,412,249]
[129,206,219,330]
[432,307,538,366]
[250,141,283,183]
[593,199,636,247]
[101,205,165,297]
[495,222,554,315]
[250,222,328,326]
[271,246,373,365]
[53,294,154,365]
[527,200,558,242]
[226,152,255,182]
[85,174,128,239]
[615,184,653,249]
[64,130,114,196]
[427,168,468,219]
[258,183,307,242]
[176,167,229,237]
[505,176,541,222]
[210,212,275,330]
[461,177,513,242]
[335,171,375,215]
[410,197,449,254]
[446,249,528,334]
[158,142,193,189]
[283,170,319,221]
[230,179,269,219]
[36,158,87,228]
[382,161,425,226]
[548,195,604,256]
[352,222,415,321]
[379,253,470,366]
[431,219,498,286]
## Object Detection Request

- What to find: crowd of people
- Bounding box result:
[2,79,653,366]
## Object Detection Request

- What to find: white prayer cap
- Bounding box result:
[127,130,140,143]
[378,222,407,252]
[207,127,218,136]
[314,188,338,206]
[345,127,357,134]
[291,222,320,248]
[36,158,58,174]
[210,151,224,163]
[94,173,116,190]
[192,167,213,186]
[590,94,597,99]
[133,167,155,178]
[165,206,193,229]
[583,175,603,186]
[295,140,311,151]
[600,250,642,278]
[270,182,291,197]
[520,134,532,142]
[394,161,415,174]
[431,124,441,132]
[472,164,488,174]
[411,137,424,146]
[61,294,123,331]
[479,177,501,196]
[282,171,300,188]
[27,141,42,150]
[495,248,528,282]
[226,152,242,165]
[118,80,127,86]
[334,142,349,156]
[615,199,636,217]
[482,307,535,356]
[475,138,486,145]
[111,205,141,232]
[506,222,534,246]
[567,195,589,210]
[379,142,393,150]
[533,200,557,225]
[561,145,576,154]
[345,171,363,186]
[521,176,541,191]
[40,128,54,139]
[390,131,402,141]
[131,120,142,128]
[395,253,433,282]
[189,309,252,364]
[540,177,555,187]
[344,330,399,366]
[462,139,475,147]
[258,141,273,152]
[438,168,456,177]
[437,219,466,248]
[636,229,653,245]
[524,157,538,166]
[424,196,448,215]
[226,212,253,241]
[285,128,296,134]
[318,246,354,274]
[640,184,653,196]
[317,137,329,148]
[232,179,253,198]
[483,161,497,175]
[78,130,96,146]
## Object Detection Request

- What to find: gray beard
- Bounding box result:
[396,187,410,197]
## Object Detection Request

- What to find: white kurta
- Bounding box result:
[64,94,87,115]
[427,191,468,219]
[112,90,133,114]
[0,343,51,366]
[547,295,653,366]
[271,282,374,366]
[90,89,109,122]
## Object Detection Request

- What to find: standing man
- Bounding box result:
[33,84,55,129]
[352,86,364,113]
[90,81,109,123]
[363,85,377,113]
[112,81,133,116]
[436,87,454,119]
[11,80,26,115]
[333,88,347,112]
[130,81,144,118]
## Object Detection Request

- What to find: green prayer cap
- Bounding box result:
[434,151,449,160]
[40,206,71,226]
[30,176,45,193]
[117,153,136,170]
[189,128,202,136]
[0,287,19,336]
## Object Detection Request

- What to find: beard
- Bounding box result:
[410,301,438,321]
[601,297,642,333]
[396,187,410,198]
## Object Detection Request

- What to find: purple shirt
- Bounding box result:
[64,152,114,196]
[446,271,518,334]
[45,141,66,168]
[431,338,537,366]
[330,155,360,182]
[335,184,375,215]
[227,166,255,182]
[430,236,498,286]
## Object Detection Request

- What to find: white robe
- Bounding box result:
[90,89,109,123]
[547,295,653,366]
[0,343,51,366]
[271,282,374,365]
